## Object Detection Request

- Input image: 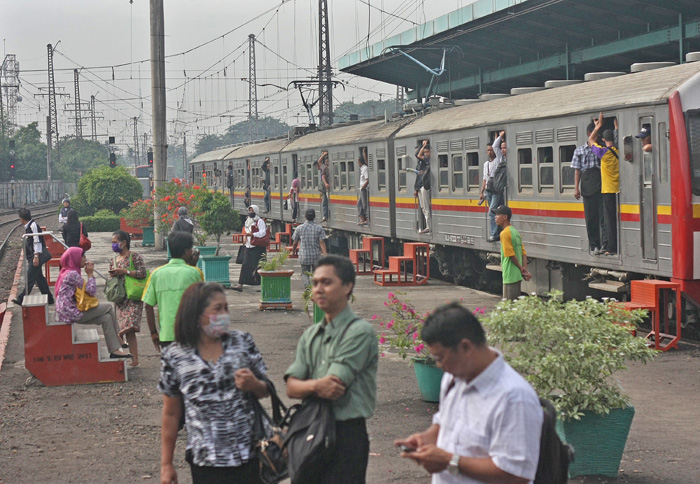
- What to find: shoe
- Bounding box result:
[320,218,327,223]
[231,285,243,292]
[487,237,498,242]
[604,251,617,256]
[109,352,132,359]
[121,343,129,349]
[418,229,430,234]
[11,298,22,306]
[591,247,601,255]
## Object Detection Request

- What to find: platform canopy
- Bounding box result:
[339,0,700,100]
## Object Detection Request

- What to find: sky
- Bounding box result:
[1,0,473,155]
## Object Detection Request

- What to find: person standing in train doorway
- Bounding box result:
[414,140,432,234]
[357,147,369,225]
[262,157,272,213]
[588,112,619,256]
[573,122,606,255]
[319,150,331,223]
[479,131,506,242]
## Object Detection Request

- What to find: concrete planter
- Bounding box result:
[259,270,294,310]
[200,255,232,287]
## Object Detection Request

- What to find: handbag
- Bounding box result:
[75,281,99,311]
[124,254,149,301]
[283,317,360,484]
[38,248,52,266]
[251,227,271,247]
[251,380,289,484]
[79,223,92,252]
[236,245,246,264]
[105,259,127,304]
[283,199,289,210]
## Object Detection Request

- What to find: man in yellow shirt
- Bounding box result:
[494,206,531,300]
[588,112,619,256]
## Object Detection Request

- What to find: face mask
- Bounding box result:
[248,212,256,218]
[203,313,230,337]
[111,242,122,253]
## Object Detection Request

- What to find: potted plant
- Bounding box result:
[483,292,656,478]
[258,251,294,310]
[120,198,154,244]
[373,292,467,402]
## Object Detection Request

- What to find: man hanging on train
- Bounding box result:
[588,112,619,257]
[573,122,606,256]
[414,139,432,234]
[636,123,653,153]
[479,131,506,242]
[319,150,330,223]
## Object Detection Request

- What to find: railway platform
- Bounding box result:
[1,232,700,483]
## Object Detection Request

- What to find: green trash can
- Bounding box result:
[200,255,232,287]
[142,226,155,247]
[195,246,217,269]
[259,270,294,310]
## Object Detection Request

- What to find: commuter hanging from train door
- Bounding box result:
[588,112,619,257]
[414,140,432,234]
[480,131,506,242]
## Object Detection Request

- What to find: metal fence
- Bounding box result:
[0,181,77,209]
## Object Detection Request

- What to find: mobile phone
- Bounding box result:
[398,444,416,453]
[477,198,485,206]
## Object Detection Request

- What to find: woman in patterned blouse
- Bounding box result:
[159,282,270,484]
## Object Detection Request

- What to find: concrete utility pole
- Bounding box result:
[46,116,52,180]
[133,117,139,167]
[318,0,333,126]
[73,69,82,139]
[90,95,97,142]
[150,0,167,248]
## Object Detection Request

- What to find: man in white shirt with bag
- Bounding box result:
[395,302,542,484]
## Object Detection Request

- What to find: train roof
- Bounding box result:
[397,61,700,137]
[222,138,291,160]
[190,146,238,164]
[282,118,412,152]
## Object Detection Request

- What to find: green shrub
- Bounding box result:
[77,166,143,215]
[94,209,115,217]
[81,215,121,233]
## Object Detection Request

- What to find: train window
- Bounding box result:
[332,163,340,190]
[397,156,407,192]
[467,152,480,191]
[559,145,576,192]
[274,166,279,188]
[537,147,554,192]
[438,154,449,191]
[314,163,320,190]
[348,161,356,189]
[452,154,464,191]
[282,166,288,189]
[689,111,700,195]
[518,149,533,190]
[658,122,668,183]
[377,159,387,191]
[340,162,348,190]
[305,164,312,189]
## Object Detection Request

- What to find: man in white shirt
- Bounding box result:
[479,132,506,242]
[357,148,369,225]
[396,303,542,484]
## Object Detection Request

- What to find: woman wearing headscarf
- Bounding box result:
[231,205,266,292]
[171,206,194,233]
[61,210,88,248]
[159,282,270,483]
[55,247,131,359]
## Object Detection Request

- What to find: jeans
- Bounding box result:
[321,191,329,220]
[486,189,504,238]
[357,188,368,219]
[418,187,431,230]
[602,193,618,254]
[319,418,369,484]
[264,188,271,213]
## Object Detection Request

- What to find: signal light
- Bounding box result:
[109,153,116,168]
[10,163,16,178]
[147,150,153,166]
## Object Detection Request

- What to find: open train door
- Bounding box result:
[637,115,659,261]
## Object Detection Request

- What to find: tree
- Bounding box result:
[4,123,47,181]
[53,138,110,183]
[192,116,291,156]
[193,133,224,157]
[198,191,241,255]
[73,165,143,216]
[334,99,399,122]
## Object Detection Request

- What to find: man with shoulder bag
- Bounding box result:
[573,121,605,255]
[13,208,54,306]
[284,255,378,484]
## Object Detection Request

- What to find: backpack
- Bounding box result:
[493,160,508,193]
[534,398,574,484]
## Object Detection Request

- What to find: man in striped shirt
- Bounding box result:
[572,121,605,255]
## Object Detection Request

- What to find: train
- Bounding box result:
[128,164,175,198]
[190,61,700,332]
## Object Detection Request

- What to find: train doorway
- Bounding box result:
[638,115,658,261]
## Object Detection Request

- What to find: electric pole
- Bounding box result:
[133,117,140,167]
[1,54,21,135]
[150,0,167,248]
[248,34,258,141]
[183,132,187,183]
[396,85,405,113]
[47,44,60,163]
[318,0,333,126]
[90,95,97,141]
[73,69,82,139]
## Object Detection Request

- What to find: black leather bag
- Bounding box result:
[283,397,335,484]
[251,381,289,484]
[38,248,52,266]
[236,245,246,264]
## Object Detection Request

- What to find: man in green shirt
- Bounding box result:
[494,205,531,300]
[143,231,203,350]
[285,255,378,484]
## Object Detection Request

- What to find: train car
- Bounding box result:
[190,61,700,330]
[189,146,239,193]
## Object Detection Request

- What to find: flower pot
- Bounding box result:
[412,358,443,403]
[195,245,218,269]
[141,226,155,247]
[555,406,635,478]
[259,270,294,310]
[200,255,232,287]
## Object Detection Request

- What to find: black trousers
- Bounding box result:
[582,192,605,250]
[16,260,54,304]
[602,193,618,254]
[319,418,369,484]
[239,246,265,286]
[187,454,261,484]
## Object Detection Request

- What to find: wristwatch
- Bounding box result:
[448,454,460,476]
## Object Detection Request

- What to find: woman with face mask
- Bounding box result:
[55,247,130,359]
[231,205,267,292]
[108,230,148,366]
[159,282,270,484]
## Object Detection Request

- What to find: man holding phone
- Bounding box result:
[395,303,542,483]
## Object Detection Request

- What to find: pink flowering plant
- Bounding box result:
[374,291,434,363]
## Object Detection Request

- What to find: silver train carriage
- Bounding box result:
[190,61,700,329]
